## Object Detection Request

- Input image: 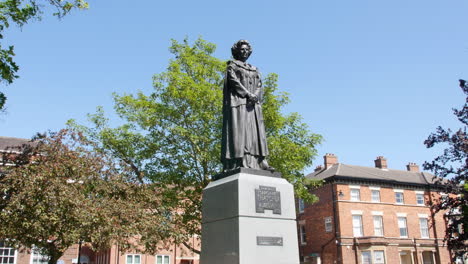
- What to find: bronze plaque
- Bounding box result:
[256,236,283,246]
[255,185,281,214]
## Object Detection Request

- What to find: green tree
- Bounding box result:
[69,37,322,252]
[0,130,173,264]
[0,0,89,111]
[424,80,468,259]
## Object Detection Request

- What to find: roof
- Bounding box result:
[0,136,35,152]
[306,163,437,186]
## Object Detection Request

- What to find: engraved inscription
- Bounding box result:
[255,185,281,214]
[256,236,283,246]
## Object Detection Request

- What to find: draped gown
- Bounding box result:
[221,59,269,170]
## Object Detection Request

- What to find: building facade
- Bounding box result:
[0,136,200,264]
[0,241,200,264]
[298,154,454,264]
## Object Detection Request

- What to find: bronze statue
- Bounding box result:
[221,40,274,172]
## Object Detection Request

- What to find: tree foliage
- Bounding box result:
[69,37,323,251]
[0,0,89,111]
[423,80,468,256]
[0,130,175,264]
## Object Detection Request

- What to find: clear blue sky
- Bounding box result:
[1,0,467,173]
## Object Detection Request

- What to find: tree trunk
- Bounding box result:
[47,255,60,264]
[46,247,63,264]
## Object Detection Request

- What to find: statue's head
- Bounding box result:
[231,39,252,62]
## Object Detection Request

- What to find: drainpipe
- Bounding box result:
[173,243,176,264]
[77,240,82,264]
[428,188,442,264]
[331,183,342,264]
[116,244,120,264]
[413,238,419,264]
[320,183,342,263]
[353,238,359,264]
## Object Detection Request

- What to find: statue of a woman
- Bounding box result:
[221,40,274,172]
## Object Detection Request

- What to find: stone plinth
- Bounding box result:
[200,169,300,264]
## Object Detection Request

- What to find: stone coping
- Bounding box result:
[212,167,282,181]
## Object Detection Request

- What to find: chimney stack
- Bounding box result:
[374,156,387,169]
[406,162,419,172]
[324,153,338,169]
[315,165,324,172]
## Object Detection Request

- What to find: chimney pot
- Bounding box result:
[324,153,338,169]
[374,156,388,169]
[406,162,419,172]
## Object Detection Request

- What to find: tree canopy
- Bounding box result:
[0,130,175,264]
[69,37,323,251]
[423,80,468,258]
[0,0,88,111]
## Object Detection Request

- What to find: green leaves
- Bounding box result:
[1,130,177,262]
[261,73,323,203]
[0,44,18,85]
[71,37,323,249]
[0,0,89,111]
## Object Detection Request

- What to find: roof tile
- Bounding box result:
[307,163,436,185]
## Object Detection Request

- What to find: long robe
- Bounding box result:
[221,59,269,168]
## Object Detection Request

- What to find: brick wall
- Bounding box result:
[10,240,200,264]
[298,181,453,264]
[298,183,338,263]
[102,240,200,264]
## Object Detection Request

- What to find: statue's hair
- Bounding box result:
[231,39,252,60]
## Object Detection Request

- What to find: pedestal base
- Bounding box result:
[200,169,300,264]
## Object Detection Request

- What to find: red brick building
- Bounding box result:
[0,240,200,264]
[298,153,453,264]
[0,136,200,264]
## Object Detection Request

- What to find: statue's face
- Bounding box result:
[239,44,250,61]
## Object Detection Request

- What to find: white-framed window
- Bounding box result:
[371,190,381,202]
[422,251,434,264]
[0,241,16,264]
[373,215,384,236]
[30,248,49,264]
[361,251,372,264]
[395,192,404,204]
[416,193,425,205]
[298,198,305,213]
[126,255,141,264]
[324,217,333,232]
[155,255,169,264]
[352,215,363,237]
[350,189,360,201]
[361,250,386,264]
[299,224,307,244]
[373,250,385,264]
[419,218,429,238]
[398,217,408,237]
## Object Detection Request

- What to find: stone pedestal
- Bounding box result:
[200,168,300,264]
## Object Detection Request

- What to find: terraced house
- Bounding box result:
[297,154,454,264]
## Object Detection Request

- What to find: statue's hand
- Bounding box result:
[248,93,258,103]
